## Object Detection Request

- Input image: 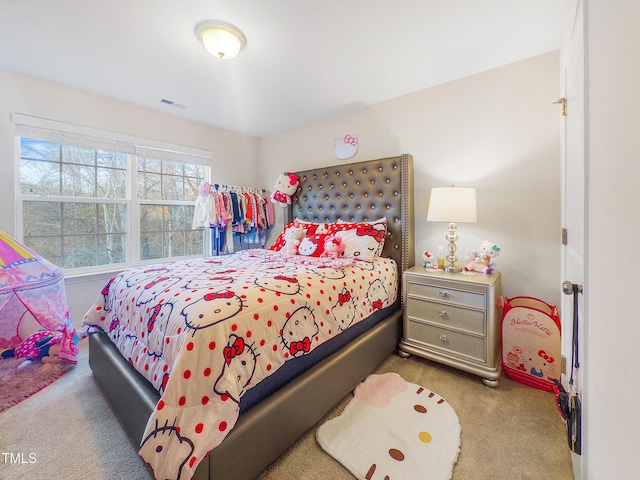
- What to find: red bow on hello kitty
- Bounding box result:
[338,290,351,305]
[289,337,311,355]
[538,349,554,363]
[372,299,383,310]
[204,291,234,301]
[356,225,385,242]
[286,172,299,185]
[144,277,169,289]
[274,275,297,283]
[224,337,245,365]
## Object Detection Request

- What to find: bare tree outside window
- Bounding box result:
[20,138,207,270]
[137,157,204,260]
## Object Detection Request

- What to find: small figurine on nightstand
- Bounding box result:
[422,250,439,270]
[464,240,501,274]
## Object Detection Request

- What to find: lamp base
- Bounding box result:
[443,222,460,273]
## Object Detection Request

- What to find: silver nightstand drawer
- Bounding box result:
[407,281,485,309]
[406,298,486,335]
[407,320,486,363]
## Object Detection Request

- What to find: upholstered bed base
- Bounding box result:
[87,154,414,479]
[89,309,401,480]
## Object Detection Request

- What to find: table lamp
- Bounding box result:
[427,186,477,273]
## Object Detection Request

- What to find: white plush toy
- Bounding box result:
[282,222,305,255]
[464,240,501,274]
[422,250,438,269]
[270,172,299,207]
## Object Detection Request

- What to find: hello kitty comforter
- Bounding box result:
[82,249,397,480]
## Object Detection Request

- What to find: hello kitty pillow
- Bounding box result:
[297,224,330,257]
[269,220,328,252]
[329,220,387,262]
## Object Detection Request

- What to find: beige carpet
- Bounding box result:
[0,341,574,480]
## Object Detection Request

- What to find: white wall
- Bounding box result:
[0,69,259,325]
[259,52,561,304]
[585,0,640,477]
[0,54,562,331]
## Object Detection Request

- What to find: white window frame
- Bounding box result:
[13,113,212,277]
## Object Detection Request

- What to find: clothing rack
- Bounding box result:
[192,181,275,255]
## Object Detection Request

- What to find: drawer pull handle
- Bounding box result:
[439,334,448,343]
[439,311,448,319]
[438,291,448,298]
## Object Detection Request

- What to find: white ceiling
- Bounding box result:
[0,0,567,138]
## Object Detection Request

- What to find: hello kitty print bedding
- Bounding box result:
[83,249,397,480]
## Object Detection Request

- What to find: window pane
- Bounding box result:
[138,172,161,200]
[98,233,126,265]
[23,201,62,236]
[62,145,96,166]
[98,204,127,234]
[21,138,60,162]
[23,200,127,269]
[138,157,161,173]
[186,229,203,256]
[165,205,188,231]
[162,175,184,201]
[162,160,183,176]
[140,204,163,233]
[97,167,126,199]
[24,237,62,266]
[140,232,162,260]
[62,164,96,197]
[137,157,205,202]
[63,203,97,235]
[63,234,97,269]
[164,231,186,258]
[140,204,202,260]
[184,175,200,201]
[183,163,204,178]
[97,150,126,169]
[20,159,61,195]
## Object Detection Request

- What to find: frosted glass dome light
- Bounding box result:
[196,20,246,60]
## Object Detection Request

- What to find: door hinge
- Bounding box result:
[554,97,567,116]
[561,227,568,245]
[561,355,566,374]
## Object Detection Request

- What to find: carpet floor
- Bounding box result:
[0,340,574,480]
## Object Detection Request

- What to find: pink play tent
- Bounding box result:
[0,229,77,362]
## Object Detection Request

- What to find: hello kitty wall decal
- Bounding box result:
[334,134,359,160]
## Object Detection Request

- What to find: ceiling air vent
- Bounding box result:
[160,98,186,109]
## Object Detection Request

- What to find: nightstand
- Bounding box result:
[398,266,502,387]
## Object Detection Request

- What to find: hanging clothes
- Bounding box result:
[192,182,213,229]
[192,183,273,255]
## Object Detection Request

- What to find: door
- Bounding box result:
[560,0,585,477]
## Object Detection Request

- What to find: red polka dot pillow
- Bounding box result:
[269,221,328,252]
[269,222,295,251]
[328,220,387,262]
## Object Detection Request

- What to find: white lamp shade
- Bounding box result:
[196,21,246,60]
[427,186,477,223]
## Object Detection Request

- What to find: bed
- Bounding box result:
[85,154,414,480]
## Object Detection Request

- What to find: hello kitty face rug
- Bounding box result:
[316,372,461,480]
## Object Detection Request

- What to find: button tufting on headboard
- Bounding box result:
[288,155,414,276]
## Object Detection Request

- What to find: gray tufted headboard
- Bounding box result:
[287,154,415,276]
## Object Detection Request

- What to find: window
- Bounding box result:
[17,121,210,273]
[137,157,205,261]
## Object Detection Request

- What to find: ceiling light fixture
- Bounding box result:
[195,20,246,60]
